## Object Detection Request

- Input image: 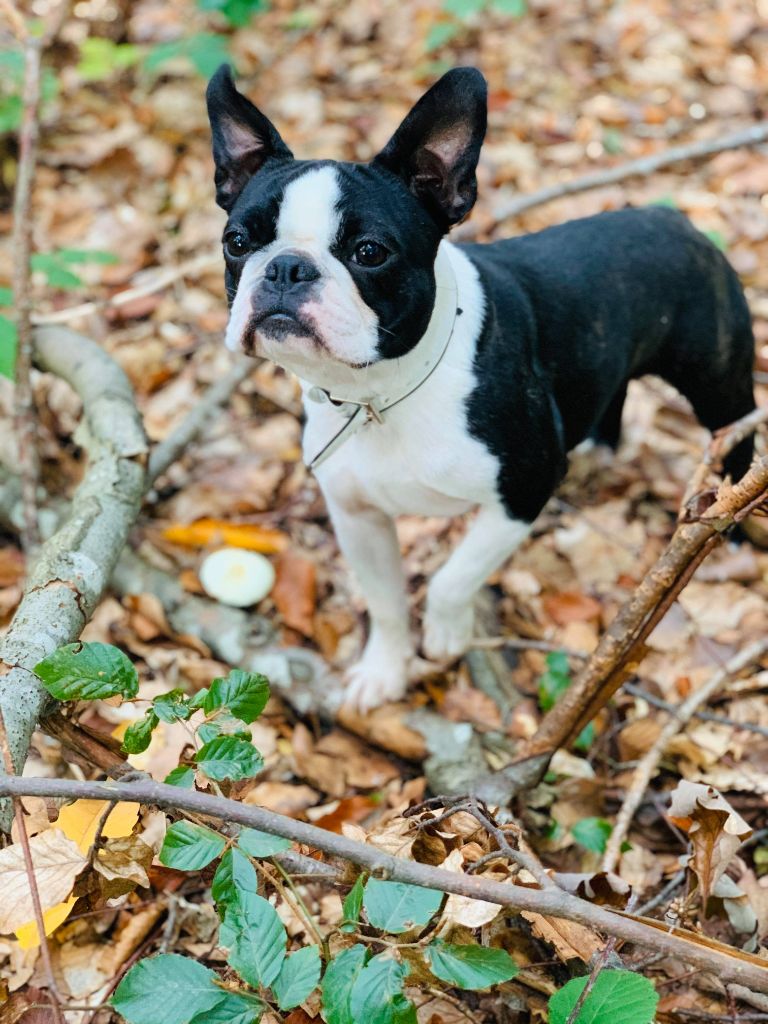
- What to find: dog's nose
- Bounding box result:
[263,253,320,290]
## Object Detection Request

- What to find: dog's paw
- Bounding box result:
[422,602,474,662]
[343,657,409,714]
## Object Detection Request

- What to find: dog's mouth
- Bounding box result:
[244,309,323,353]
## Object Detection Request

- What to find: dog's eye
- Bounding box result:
[224,231,249,259]
[353,240,389,267]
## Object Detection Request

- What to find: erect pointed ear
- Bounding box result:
[206,64,293,212]
[371,67,487,228]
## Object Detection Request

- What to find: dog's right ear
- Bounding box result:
[206,65,293,212]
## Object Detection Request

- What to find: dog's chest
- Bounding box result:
[304,359,500,518]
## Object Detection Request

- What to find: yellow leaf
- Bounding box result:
[15,897,78,949]
[55,799,140,855]
[162,518,288,553]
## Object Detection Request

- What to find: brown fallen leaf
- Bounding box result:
[162,518,288,553]
[668,780,752,906]
[94,835,154,897]
[0,547,24,587]
[273,551,317,636]
[543,590,602,625]
[521,912,604,963]
[0,830,87,933]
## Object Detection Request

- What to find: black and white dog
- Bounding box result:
[206,65,756,712]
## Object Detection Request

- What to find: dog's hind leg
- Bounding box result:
[589,382,628,450]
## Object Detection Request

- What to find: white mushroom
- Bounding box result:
[199,547,276,608]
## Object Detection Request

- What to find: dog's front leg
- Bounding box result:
[322,487,413,712]
[423,502,531,662]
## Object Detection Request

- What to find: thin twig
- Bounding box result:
[4,775,768,993]
[11,26,42,552]
[623,682,768,739]
[467,795,555,889]
[148,355,255,482]
[602,639,768,874]
[0,711,65,1024]
[635,869,687,918]
[487,121,768,224]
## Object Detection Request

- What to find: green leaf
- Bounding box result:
[53,248,119,265]
[425,941,518,990]
[574,721,595,753]
[34,642,139,701]
[212,847,257,909]
[0,315,17,380]
[159,821,226,870]
[237,827,292,858]
[547,971,659,1024]
[189,686,209,710]
[321,943,368,1024]
[0,287,12,306]
[546,650,570,676]
[341,875,365,932]
[442,0,485,18]
[153,689,191,723]
[144,32,231,78]
[273,945,321,1010]
[164,765,196,788]
[195,736,264,781]
[349,953,416,1024]
[190,990,264,1024]
[539,652,572,713]
[111,954,223,1024]
[220,890,287,988]
[78,38,143,81]
[491,0,526,13]
[198,0,269,27]
[204,669,270,723]
[363,878,443,934]
[572,817,613,855]
[197,720,222,743]
[425,22,460,50]
[122,711,159,755]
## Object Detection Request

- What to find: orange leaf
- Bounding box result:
[543,590,602,625]
[162,518,288,553]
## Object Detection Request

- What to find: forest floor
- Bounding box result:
[3,0,768,1020]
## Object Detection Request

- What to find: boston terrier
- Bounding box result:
[206,65,756,712]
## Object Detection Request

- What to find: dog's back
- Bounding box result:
[462,205,755,479]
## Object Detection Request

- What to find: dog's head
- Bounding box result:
[206,66,486,379]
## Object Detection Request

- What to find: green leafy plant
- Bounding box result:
[427,0,526,51]
[547,970,658,1023]
[198,0,268,28]
[31,248,118,290]
[34,641,523,1023]
[571,817,613,855]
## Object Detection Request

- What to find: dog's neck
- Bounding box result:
[283,241,459,406]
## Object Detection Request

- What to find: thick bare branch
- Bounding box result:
[0,326,148,828]
[2,774,768,993]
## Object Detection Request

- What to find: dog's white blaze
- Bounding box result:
[276,165,341,248]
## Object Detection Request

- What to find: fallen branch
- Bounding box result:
[475,411,768,805]
[623,680,768,739]
[487,121,768,223]
[3,774,768,993]
[601,638,768,874]
[0,326,148,828]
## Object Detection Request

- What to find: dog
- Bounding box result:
[206,65,756,713]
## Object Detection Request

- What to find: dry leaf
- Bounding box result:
[667,780,752,905]
[0,830,86,933]
[273,551,317,636]
[439,849,501,929]
[54,799,140,855]
[94,835,154,896]
[521,912,604,962]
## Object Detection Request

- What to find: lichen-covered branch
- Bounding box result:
[0,326,148,827]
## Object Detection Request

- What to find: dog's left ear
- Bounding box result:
[206,64,293,211]
[372,67,487,228]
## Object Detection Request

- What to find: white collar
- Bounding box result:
[302,243,459,469]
